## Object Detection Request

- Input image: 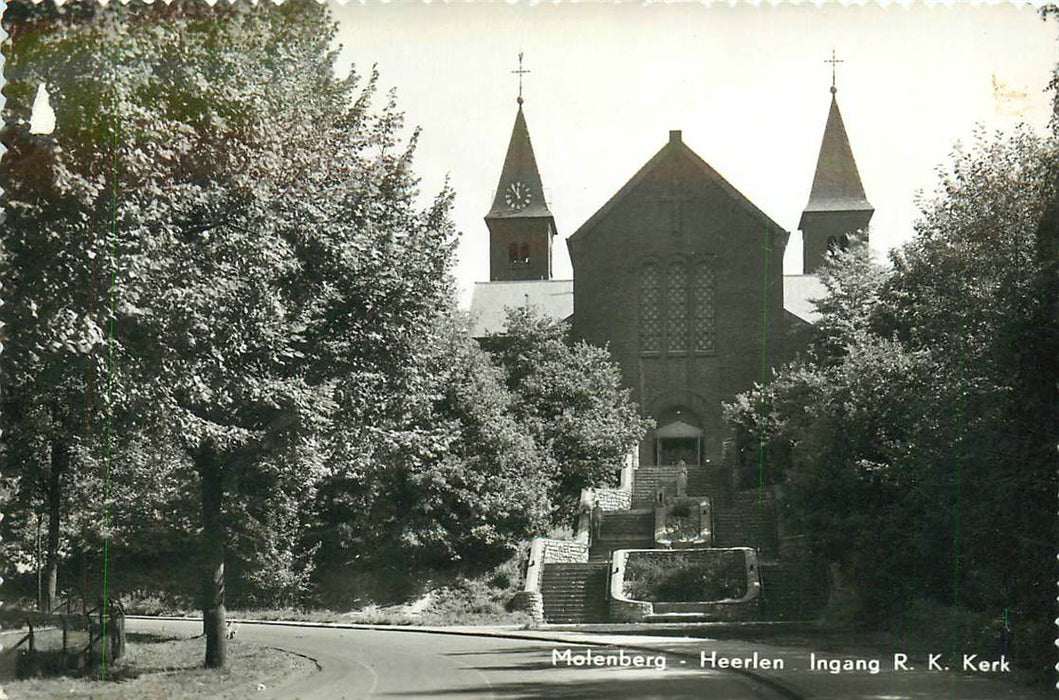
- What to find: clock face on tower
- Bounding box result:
[504,181,532,210]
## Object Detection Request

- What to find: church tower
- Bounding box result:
[484,62,556,282]
[799,64,873,274]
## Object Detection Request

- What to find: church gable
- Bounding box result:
[567,130,790,467]
[568,130,787,254]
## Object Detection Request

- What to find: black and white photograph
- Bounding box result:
[0,1,1056,698]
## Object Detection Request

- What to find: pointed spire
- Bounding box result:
[801,91,873,220]
[487,104,553,219]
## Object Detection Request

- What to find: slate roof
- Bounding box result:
[486,105,554,220]
[469,275,822,336]
[469,279,573,337]
[800,93,873,226]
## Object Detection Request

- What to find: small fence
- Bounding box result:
[4,597,126,678]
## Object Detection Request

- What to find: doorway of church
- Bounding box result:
[654,411,704,465]
[657,438,700,466]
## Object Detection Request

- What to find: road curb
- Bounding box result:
[128,615,806,699]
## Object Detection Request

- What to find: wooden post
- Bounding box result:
[108,600,126,662]
[98,597,106,669]
[26,620,35,654]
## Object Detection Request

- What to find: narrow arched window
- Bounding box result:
[693,261,716,353]
[508,242,519,263]
[640,264,662,353]
[667,263,688,352]
[520,243,530,264]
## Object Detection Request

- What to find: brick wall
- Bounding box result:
[568,134,789,467]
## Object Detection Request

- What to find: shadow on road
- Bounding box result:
[383,645,759,699]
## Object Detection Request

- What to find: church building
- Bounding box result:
[470,70,873,467]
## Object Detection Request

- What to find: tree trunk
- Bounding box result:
[197,445,227,669]
[35,513,43,611]
[43,439,68,613]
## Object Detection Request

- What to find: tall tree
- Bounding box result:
[313,313,551,580]
[1,0,136,613]
[726,127,1058,667]
[2,0,457,667]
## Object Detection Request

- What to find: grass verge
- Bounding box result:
[2,630,315,699]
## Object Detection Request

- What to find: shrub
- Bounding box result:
[623,551,746,602]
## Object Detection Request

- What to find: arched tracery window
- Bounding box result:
[693,261,716,353]
[640,264,662,352]
[640,259,717,356]
[667,263,688,352]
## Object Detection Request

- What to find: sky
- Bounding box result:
[329,3,1056,307]
[11,3,1055,308]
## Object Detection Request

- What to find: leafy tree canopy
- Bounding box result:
[488,307,652,521]
[725,126,1057,668]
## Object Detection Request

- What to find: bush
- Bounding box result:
[623,551,746,602]
[120,590,193,617]
[671,501,693,519]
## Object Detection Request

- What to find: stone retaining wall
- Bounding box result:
[594,487,631,511]
[608,547,762,622]
[542,540,590,564]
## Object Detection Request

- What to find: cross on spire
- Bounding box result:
[512,51,530,105]
[825,49,844,94]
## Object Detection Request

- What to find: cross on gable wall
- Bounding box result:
[659,181,694,236]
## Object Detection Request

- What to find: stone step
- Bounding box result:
[540,562,608,624]
[542,569,606,579]
[600,510,653,532]
[644,608,761,623]
[543,613,610,623]
[542,562,604,571]
[631,465,730,507]
[712,499,779,553]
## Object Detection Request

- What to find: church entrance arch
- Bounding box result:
[654,407,704,466]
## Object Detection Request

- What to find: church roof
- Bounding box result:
[783,274,826,324]
[469,279,573,337]
[486,105,554,220]
[568,131,788,244]
[800,93,873,221]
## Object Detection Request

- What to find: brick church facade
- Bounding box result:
[471,83,873,467]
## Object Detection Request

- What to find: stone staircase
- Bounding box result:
[529,462,824,624]
[540,562,609,623]
[630,464,729,508]
[590,509,654,561]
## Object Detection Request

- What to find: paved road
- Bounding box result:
[128,618,787,699]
